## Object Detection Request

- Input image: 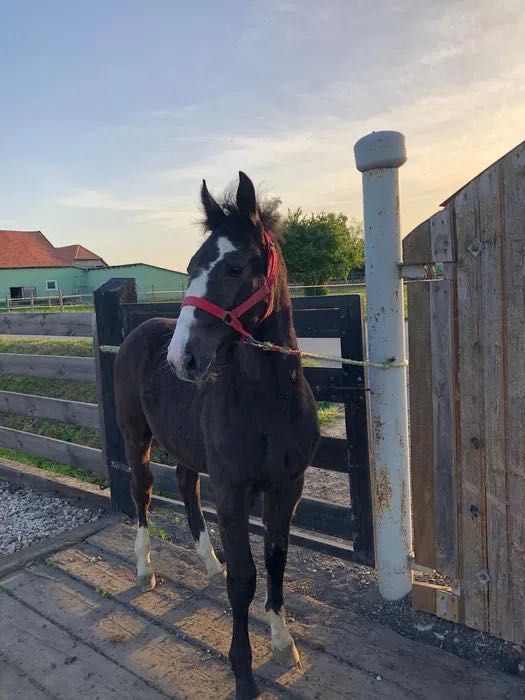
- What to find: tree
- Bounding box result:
[281,209,364,287]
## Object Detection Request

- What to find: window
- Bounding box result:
[46,280,58,291]
[9,287,23,299]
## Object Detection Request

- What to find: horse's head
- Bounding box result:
[167,172,282,382]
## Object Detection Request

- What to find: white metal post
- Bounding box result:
[354,131,412,601]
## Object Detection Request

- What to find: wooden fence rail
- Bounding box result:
[0,312,94,337]
[0,293,373,563]
[0,390,99,429]
[0,353,96,382]
[0,424,351,541]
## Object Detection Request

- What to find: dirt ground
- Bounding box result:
[302,415,349,505]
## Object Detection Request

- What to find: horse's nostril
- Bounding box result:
[182,352,196,376]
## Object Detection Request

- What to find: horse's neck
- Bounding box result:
[234,298,302,389]
[255,281,298,350]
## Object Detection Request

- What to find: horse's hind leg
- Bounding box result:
[177,465,225,583]
[263,478,303,667]
[123,426,156,592]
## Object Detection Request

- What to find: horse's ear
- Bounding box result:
[201,180,225,230]
[236,171,259,225]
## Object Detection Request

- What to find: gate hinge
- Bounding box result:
[398,262,439,280]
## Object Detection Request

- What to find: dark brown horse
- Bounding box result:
[114,172,319,699]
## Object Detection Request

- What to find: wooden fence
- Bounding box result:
[404,140,525,645]
[0,298,374,564]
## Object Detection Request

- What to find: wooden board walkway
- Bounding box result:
[0,522,523,700]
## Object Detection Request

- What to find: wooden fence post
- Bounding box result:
[94,278,137,516]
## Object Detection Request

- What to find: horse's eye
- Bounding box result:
[227,265,244,277]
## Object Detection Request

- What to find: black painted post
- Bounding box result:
[340,295,374,566]
[93,278,137,517]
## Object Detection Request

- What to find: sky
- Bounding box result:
[0,0,524,271]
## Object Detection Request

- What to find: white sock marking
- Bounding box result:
[266,606,294,651]
[195,528,224,577]
[135,526,154,578]
[167,236,237,373]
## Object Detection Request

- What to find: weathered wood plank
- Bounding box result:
[310,436,348,473]
[403,217,432,264]
[0,426,105,475]
[42,550,391,700]
[430,277,458,577]
[430,208,455,262]
[0,515,119,580]
[0,588,167,699]
[403,209,454,264]
[85,523,525,699]
[0,352,95,381]
[412,581,460,623]
[478,161,513,641]
[0,390,99,429]
[454,177,489,632]
[0,651,51,700]
[0,311,93,336]
[407,281,435,569]
[502,142,525,645]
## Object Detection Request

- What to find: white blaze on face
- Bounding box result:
[167,236,237,373]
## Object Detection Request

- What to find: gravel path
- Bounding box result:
[0,481,104,556]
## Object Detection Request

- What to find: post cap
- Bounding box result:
[354,131,406,172]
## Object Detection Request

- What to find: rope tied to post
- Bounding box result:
[243,337,407,369]
[99,340,407,369]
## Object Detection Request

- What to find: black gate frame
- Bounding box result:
[94,279,374,565]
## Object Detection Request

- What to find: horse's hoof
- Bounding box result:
[136,572,156,592]
[209,567,227,586]
[235,678,259,699]
[273,641,300,668]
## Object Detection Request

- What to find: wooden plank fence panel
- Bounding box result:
[0,390,99,430]
[430,277,457,577]
[0,312,93,337]
[478,163,513,641]
[503,143,525,645]
[0,353,95,382]
[403,218,432,264]
[406,281,435,569]
[455,179,489,633]
[0,426,105,476]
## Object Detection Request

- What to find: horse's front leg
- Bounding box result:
[263,477,304,667]
[216,487,258,699]
[176,465,225,583]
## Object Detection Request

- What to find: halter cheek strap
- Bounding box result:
[181,231,278,340]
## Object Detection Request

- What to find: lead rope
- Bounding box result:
[99,340,407,369]
[243,337,408,369]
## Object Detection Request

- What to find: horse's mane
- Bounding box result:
[201,185,284,241]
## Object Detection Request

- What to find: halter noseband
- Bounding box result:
[181,231,278,340]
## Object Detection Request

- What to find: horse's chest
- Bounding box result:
[201,391,315,483]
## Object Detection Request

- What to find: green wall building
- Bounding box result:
[0,230,187,304]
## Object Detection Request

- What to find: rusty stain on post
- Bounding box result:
[376,466,393,512]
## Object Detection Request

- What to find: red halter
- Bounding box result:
[181,231,278,340]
